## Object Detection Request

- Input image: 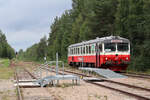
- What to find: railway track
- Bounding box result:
[122,72,150,80]
[15,68,58,100]
[14,70,23,100]
[41,67,150,100]
[14,68,38,100]
[23,68,38,80]
[85,81,150,100]
[19,65,150,100]
[64,70,150,100]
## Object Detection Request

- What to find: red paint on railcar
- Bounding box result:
[68,54,130,71]
[67,36,130,71]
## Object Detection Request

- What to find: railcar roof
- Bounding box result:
[68,36,130,48]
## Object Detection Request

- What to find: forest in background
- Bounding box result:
[0,30,15,59]
[18,0,150,72]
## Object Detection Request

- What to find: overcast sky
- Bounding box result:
[0,0,72,51]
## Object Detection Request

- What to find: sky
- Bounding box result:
[0,0,72,51]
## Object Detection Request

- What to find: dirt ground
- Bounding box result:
[46,80,137,100]
[21,61,150,100]
[111,78,150,89]
[22,88,56,100]
[0,79,17,100]
[36,70,145,100]
[1,61,150,100]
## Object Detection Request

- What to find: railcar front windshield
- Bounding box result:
[117,43,129,51]
[104,43,116,52]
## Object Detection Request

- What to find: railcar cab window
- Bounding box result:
[104,43,116,52]
[117,43,129,51]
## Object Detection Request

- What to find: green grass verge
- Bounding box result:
[146,69,150,74]
[0,59,14,79]
[0,59,10,67]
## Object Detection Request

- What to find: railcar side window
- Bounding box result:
[81,47,82,54]
[86,46,89,54]
[117,43,129,51]
[99,44,102,52]
[91,44,95,54]
[79,47,81,54]
[89,46,91,54]
[104,43,116,52]
[83,47,85,54]
[95,45,97,52]
[74,48,75,54]
[76,48,77,54]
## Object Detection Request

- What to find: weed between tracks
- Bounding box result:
[0,59,14,79]
[88,94,108,100]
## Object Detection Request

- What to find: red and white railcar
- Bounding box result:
[68,36,130,71]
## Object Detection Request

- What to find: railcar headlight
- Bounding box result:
[126,57,128,60]
[105,57,108,60]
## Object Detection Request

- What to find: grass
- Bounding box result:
[0,59,14,79]
[0,59,10,67]
[126,68,150,75]
[146,69,150,74]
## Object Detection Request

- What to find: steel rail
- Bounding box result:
[85,80,150,100]
[23,68,38,79]
[15,71,23,100]
[104,79,150,92]
[56,69,150,100]
[122,72,150,77]
[36,66,150,100]
[62,70,150,92]
[124,74,150,79]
